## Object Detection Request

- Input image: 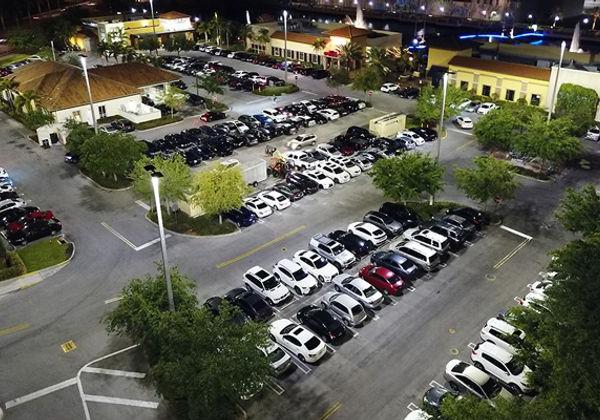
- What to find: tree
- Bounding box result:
[64,120,93,156]
[80,132,146,181]
[312,37,328,68]
[351,66,382,99]
[416,84,467,127]
[96,41,111,64]
[555,184,600,237]
[254,28,270,51]
[337,41,363,71]
[129,155,192,213]
[189,164,251,224]
[196,20,211,44]
[7,28,46,53]
[160,86,187,118]
[195,74,224,104]
[138,36,159,52]
[44,17,76,49]
[366,47,391,76]
[236,24,252,48]
[454,156,519,212]
[555,83,599,136]
[473,104,532,150]
[327,69,350,94]
[23,108,55,129]
[18,90,39,113]
[165,33,195,56]
[369,153,445,203]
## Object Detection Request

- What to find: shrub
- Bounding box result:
[0,252,27,281]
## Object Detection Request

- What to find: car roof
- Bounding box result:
[418,229,448,242]
[374,266,395,279]
[485,317,517,335]
[478,341,513,363]
[463,364,491,385]
[333,292,361,308]
[402,240,438,257]
[277,258,301,271]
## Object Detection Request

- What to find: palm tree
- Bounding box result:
[0,78,18,110]
[255,28,270,53]
[366,47,391,75]
[312,37,328,68]
[196,20,211,44]
[222,20,233,47]
[19,90,40,113]
[97,41,110,63]
[209,13,222,45]
[237,24,253,49]
[592,8,600,31]
[337,41,363,71]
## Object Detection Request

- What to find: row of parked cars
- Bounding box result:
[0,167,62,246]
[406,272,555,419]
[379,83,421,99]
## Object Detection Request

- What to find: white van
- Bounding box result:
[404,228,449,255]
[392,240,441,271]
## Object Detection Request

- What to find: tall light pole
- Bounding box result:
[547,41,566,124]
[435,72,448,162]
[50,40,56,61]
[283,10,289,83]
[80,56,98,134]
[149,0,158,56]
[145,165,175,312]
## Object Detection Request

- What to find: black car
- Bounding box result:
[311,69,330,79]
[370,250,418,280]
[412,127,437,142]
[273,122,297,136]
[64,152,79,164]
[346,126,373,139]
[204,137,234,156]
[203,297,247,325]
[111,119,135,132]
[224,288,274,321]
[7,219,62,246]
[224,207,258,227]
[425,221,467,251]
[423,386,458,414]
[446,206,489,229]
[328,230,373,258]
[200,111,226,122]
[440,214,476,237]
[182,148,203,166]
[0,206,38,227]
[304,149,329,162]
[286,172,319,195]
[238,114,260,127]
[0,191,19,201]
[379,202,420,229]
[272,182,304,202]
[187,93,205,106]
[296,305,346,343]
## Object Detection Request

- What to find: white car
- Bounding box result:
[318,108,340,121]
[444,359,513,405]
[480,317,525,355]
[303,169,335,189]
[330,157,361,177]
[262,108,287,122]
[398,130,425,146]
[293,249,339,283]
[243,197,273,218]
[320,162,350,184]
[527,280,553,298]
[260,343,292,375]
[287,134,318,150]
[348,222,388,247]
[332,274,384,310]
[269,319,327,363]
[456,98,472,110]
[257,191,291,211]
[585,126,600,142]
[300,100,317,113]
[380,82,399,93]
[0,183,14,193]
[477,102,498,115]
[231,70,248,78]
[243,266,291,305]
[352,155,373,171]
[470,341,534,394]
[453,116,473,129]
[100,125,119,134]
[282,151,319,170]
[273,259,319,295]
[316,143,342,158]
[0,199,26,214]
[0,167,8,178]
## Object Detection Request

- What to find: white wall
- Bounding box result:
[159,18,193,33]
[547,66,600,121]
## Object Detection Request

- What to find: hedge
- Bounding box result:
[135,115,183,130]
[253,84,300,96]
[0,252,27,281]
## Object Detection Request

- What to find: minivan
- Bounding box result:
[405,228,449,255]
[392,240,441,272]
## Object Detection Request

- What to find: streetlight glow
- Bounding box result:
[439,6,444,12]
[283,10,288,83]
[527,14,533,19]
[583,17,590,24]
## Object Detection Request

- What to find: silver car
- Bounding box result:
[332,275,384,310]
[320,292,367,327]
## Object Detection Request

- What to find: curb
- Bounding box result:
[144,214,241,238]
[79,170,132,192]
[0,240,75,297]
[134,118,185,133]
[513,172,552,183]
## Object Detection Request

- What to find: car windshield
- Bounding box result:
[263,277,279,290]
[305,337,321,350]
[313,257,327,268]
[268,347,286,363]
[363,286,378,298]
[291,268,307,281]
[506,359,525,375]
[256,202,268,209]
[276,195,286,202]
[400,261,413,270]
[333,167,344,174]
[315,173,327,180]
[280,325,295,334]
[331,244,344,255]
[481,377,501,398]
[351,305,364,316]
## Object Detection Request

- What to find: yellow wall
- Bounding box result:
[449,64,549,107]
[427,47,471,70]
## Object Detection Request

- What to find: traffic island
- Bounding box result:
[17,238,73,273]
[80,168,132,190]
[147,208,237,236]
[406,201,460,220]
[253,84,299,96]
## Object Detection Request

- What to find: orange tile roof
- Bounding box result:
[159,11,190,20]
[449,56,551,82]
[325,25,370,38]
[89,62,179,88]
[271,31,328,45]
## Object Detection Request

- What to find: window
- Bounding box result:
[505,89,515,101]
[98,105,107,118]
[460,81,469,91]
[483,353,508,372]
[530,94,541,106]
[71,110,81,121]
[481,85,491,97]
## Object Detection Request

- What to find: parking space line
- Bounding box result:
[346,326,359,338]
[281,350,312,374]
[325,344,336,353]
[321,401,342,420]
[216,225,307,269]
[406,286,416,292]
[494,238,530,270]
[267,380,285,396]
[500,225,533,241]
[279,296,298,311]
[429,380,447,390]
[104,296,123,305]
[467,342,477,350]
[83,394,159,409]
[387,296,399,306]
[101,222,136,249]
[134,200,150,211]
[372,314,380,321]
[81,367,146,379]
[5,377,78,409]
[0,322,30,338]
[464,241,474,247]
[406,402,420,412]
[449,251,460,258]
[301,91,319,96]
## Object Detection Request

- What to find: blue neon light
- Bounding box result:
[459,32,545,40]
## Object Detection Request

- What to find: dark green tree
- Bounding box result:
[416,84,467,127]
[138,36,160,52]
[351,66,382,100]
[473,105,533,150]
[369,153,445,203]
[7,28,46,53]
[165,34,195,56]
[80,132,146,181]
[555,83,599,136]
[64,120,94,157]
[327,69,350,94]
[555,184,600,236]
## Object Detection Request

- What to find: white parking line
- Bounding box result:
[406,286,416,292]
[278,297,298,310]
[325,344,336,353]
[500,225,533,241]
[83,394,159,409]
[387,296,399,306]
[5,378,77,409]
[406,402,420,412]
[467,342,477,350]
[429,380,447,390]
[464,241,474,247]
[267,380,286,396]
[372,314,380,321]
[449,251,460,258]
[101,222,136,249]
[246,98,267,105]
[104,296,123,305]
[346,326,359,338]
[135,200,150,211]
[81,367,146,379]
[301,91,319,96]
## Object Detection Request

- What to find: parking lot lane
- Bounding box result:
[0,323,31,338]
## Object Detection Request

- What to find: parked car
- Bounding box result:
[311,69,330,79]
[257,191,291,211]
[223,207,258,227]
[370,250,418,280]
[200,111,226,121]
[398,130,426,146]
[379,202,420,229]
[6,219,62,246]
[440,214,476,237]
[110,119,135,132]
[317,109,340,121]
[470,341,534,394]
[0,206,39,227]
[480,316,525,355]
[412,127,437,142]
[320,162,350,184]
[390,240,441,272]
[363,211,403,237]
[260,343,293,375]
[453,116,474,129]
[293,250,339,283]
[444,359,513,404]
[0,199,26,215]
[380,82,400,93]
[303,169,335,189]
[328,230,373,258]
[359,264,406,296]
[477,102,498,115]
[585,126,600,142]
[269,319,327,363]
[402,228,450,255]
[320,292,367,327]
[446,207,489,229]
[423,386,459,415]
[426,221,467,250]
[243,265,291,305]
[309,234,356,270]
[203,297,248,325]
[329,157,361,177]
[287,134,318,150]
[272,182,304,202]
[347,222,387,247]
[273,259,320,296]
[243,197,273,218]
[285,172,319,195]
[297,304,346,342]
[332,274,384,310]
[224,288,274,321]
[283,151,319,171]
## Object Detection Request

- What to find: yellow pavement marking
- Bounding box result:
[456,138,477,151]
[216,225,307,269]
[0,323,30,337]
[494,238,530,270]
[61,340,77,353]
[321,401,342,420]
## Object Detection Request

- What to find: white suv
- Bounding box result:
[243,266,291,305]
[303,169,335,189]
[347,222,387,247]
[282,151,319,170]
[243,197,273,218]
[287,134,318,150]
[273,259,319,295]
[470,341,533,394]
[320,162,351,184]
[403,228,449,255]
[480,317,525,355]
[293,250,339,283]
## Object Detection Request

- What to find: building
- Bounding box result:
[247,20,402,68]
[427,39,476,70]
[2,61,179,144]
[448,56,551,107]
[82,11,194,50]
[547,64,600,121]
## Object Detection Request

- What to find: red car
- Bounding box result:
[25,210,54,221]
[358,264,406,296]
[199,111,226,122]
[7,216,60,234]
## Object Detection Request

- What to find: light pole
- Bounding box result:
[145,165,175,312]
[80,56,98,134]
[50,40,56,61]
[149,0,158,56]
[547,41,566,124]
[283,10,289,83]
[435,72,448,162]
